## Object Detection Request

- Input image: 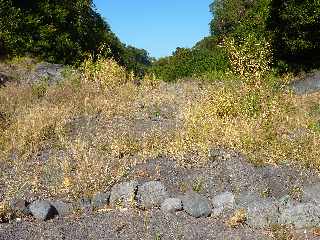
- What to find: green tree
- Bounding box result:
[0,0,125,65]
[210,0,272,40]
[151,46,229,81]
[269,0,320,69]
[122,46,152,77]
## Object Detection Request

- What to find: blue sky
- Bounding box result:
[93,0,213,58]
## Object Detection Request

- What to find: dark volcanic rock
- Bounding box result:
[181,192,212,218]
[161,198,183,213]
[92,192,110,209]
[136,181,169,209]
[28,200,57,221]
[110,181,138,208]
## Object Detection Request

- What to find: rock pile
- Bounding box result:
[5,180,320,230]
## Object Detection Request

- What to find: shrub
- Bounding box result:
[224,34,273,82]
[81,57,128,90]
[269,0,320,69]
[151,47,229,81]
[0,0,128,66]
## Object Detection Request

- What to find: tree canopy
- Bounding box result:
[209,0,320,70]
[0,0,151,74]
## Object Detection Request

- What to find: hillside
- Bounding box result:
[1,0,320,239]
[0,58,320,239]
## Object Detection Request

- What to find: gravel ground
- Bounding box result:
[2,154,320,240]
[1,209,318,240]
[0,209,272,240]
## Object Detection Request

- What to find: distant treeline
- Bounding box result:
[152,0,320,81]
[0,0,151,76]
[1,0,319,80]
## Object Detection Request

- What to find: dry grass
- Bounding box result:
[0,201,10,223]
[1,56,320,203]
[0,57,187,201]
[225,208,247,228]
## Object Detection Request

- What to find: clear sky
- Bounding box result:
[93,0,213,59]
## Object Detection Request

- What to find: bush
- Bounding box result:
[210,0,272,39]
[269,0,320,70]
[224,34,273,82]
[81,57,128,90]
[151,47,229,81]
[0,0,129,67]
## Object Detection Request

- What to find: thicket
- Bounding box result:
[269,0,320,70]
[210,0,320,71]
[151,43,229,81]
[0,0,151,75]
[152,0,320,81]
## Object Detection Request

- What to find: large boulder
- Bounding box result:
[211,191,235,217]
[245,199,280,228]
[181,192,212,218]
[302,184,320,205]
[92,192,110,209]
[279,203,320,229]
[9,199,31,217]
[28,200,57,220]
[161,198,183,213]
[0,72,10,86]
[110,181,138,208]
[28,62,64,85]
[290,70,320,95]
[78,197,92,213]
[50,200,73,217]
[236,193,280,228]
[136,181,169,209]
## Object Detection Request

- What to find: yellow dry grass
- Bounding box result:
[1,56,320,204]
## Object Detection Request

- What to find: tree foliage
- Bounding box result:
[0,0,151,74]
[122,46,152,77]
[269,0,320,69]
[151,46,229,81]
[210,0,320,70]
[210,0,271,39]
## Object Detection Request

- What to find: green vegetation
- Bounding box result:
[151,46,229,81]
[151,0,320,81]
[0,0,151,75]
[1,0,320,212]
[269,0,320,70]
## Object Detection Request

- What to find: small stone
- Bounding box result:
[181,192,212,218]
[50,200,73,217]
[303,184,320,205]
[246,199,279,228]
[278,195,299,212]
[92,192,110,209]
[78,197,92,213]
[161,198,183,213]
[9,199,31,216]
[110,181,138,208]
[212,192,235,217]
[279,203,320,229]
[236,192,261,208]
[0,73,10,86]
[137,181,169,209]
[29,200,57,220]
